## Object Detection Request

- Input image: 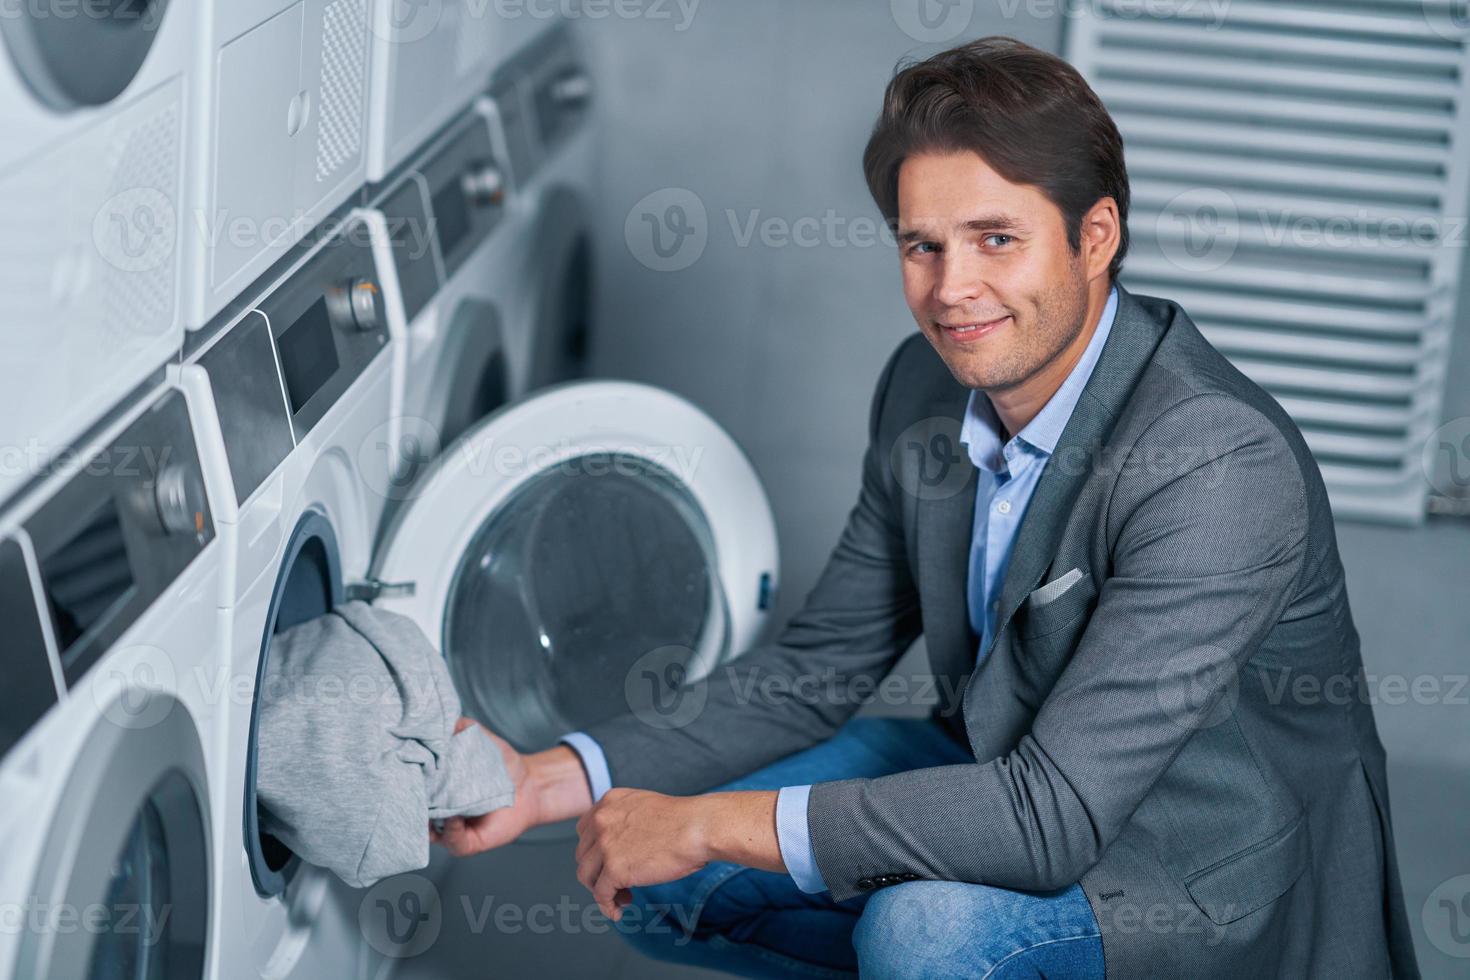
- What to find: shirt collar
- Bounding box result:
[959,284,1119,473]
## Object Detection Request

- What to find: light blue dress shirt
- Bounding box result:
[564,286,1120,894]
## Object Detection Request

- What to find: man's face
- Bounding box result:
[897,150,1091,392]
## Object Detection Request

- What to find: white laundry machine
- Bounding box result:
[185,207,409,980]
[369,104,520,498]
[0,379,226,980]
[367,381,780,971]
[364,0,538,183]
[184,0,374,329]
[484,24,597,392]
[0,0,198,504]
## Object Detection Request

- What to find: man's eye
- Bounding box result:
[909,241,939,255]
[984,234,1014,248]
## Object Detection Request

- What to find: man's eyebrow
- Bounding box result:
[897,215,1025,242]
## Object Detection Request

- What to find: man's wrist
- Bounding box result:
[698,790,783,873]
[526,745,595,825]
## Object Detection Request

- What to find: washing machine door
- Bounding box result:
[17,695,209,979]
[0,0,171,109]
[371,381,778,752]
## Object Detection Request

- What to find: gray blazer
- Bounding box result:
[586,284,1418,978]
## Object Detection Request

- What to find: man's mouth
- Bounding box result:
[938,315,1011,342]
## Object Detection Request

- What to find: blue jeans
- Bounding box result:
[616,717,1105,978]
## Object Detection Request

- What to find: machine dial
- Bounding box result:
[326,278,380,333]
[153,463,207,538]
[461,163,506,208]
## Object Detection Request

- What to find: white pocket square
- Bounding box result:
[1030,567,1084,607]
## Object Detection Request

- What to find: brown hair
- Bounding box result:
[863,36,1129,282]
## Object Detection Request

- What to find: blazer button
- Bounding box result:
[901,873,921,881]
[856,877,875,891]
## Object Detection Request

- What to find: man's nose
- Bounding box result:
[933,252,987,309]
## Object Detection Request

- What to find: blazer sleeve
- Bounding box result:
[582,337,926,795]
[806,392,1311,900]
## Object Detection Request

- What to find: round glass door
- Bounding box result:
[444,452,729,751]
[371,381,779,755]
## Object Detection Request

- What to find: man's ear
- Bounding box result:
[1080,197,1121,282]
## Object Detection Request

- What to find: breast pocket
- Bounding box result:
[1017,568,1098,641]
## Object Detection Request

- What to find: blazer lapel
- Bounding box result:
[985,285,1169,656]
[913,397,979,681]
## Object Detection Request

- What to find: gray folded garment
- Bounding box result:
[256,600,515,888]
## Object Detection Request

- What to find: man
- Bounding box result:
[436,36,1417,978]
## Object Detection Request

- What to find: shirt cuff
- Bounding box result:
[560,732,612,803]
[776,784,827,894]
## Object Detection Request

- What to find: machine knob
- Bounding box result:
[153,463,206,537]
[327,277,380,332]
[461,163,506,208]
[550,71,592,108]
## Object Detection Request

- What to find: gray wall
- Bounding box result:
[468,2,1468,975]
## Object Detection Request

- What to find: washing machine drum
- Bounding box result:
[2,0,170,109]
[445,452,722,749]
[373,381,779,754]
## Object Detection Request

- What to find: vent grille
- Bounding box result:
[316,0,368,183]
[1064,0,1470,522]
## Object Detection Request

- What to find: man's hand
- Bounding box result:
[432,718,594,855]
[574,788,782,920]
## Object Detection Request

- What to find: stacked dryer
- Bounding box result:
[0,0,197,504]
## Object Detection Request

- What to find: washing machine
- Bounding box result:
[369,104,521,499]
[184,0,374,330]
[0,378,225,980]
[184,208,407,979]
[364,0,549,183]
[367,380,780,973]
[0,0,198,505]
[483,23,597,393]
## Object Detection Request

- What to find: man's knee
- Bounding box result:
[852,880,1102,979]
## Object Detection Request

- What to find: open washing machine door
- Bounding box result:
[369,381,779,752]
